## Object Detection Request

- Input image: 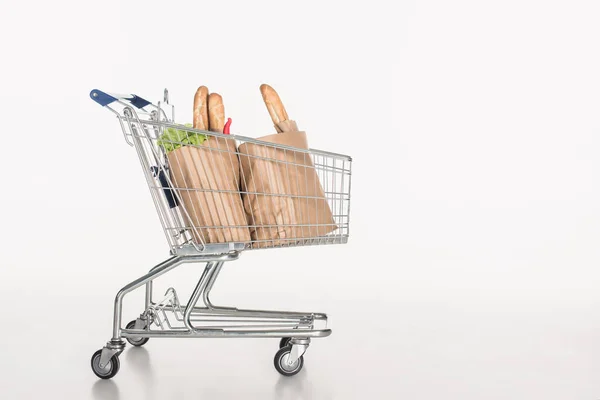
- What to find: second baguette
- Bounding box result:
[260,84,289,128]
[208,93,225,133]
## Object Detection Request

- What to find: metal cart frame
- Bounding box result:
[89,89,351,379]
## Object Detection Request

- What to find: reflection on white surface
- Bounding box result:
[273,371,330,400]
[91,380,120,400]
[126,347,154,379]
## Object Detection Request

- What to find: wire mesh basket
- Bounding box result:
[92,89,352,255]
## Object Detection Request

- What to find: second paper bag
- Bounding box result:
[238,130,336,248]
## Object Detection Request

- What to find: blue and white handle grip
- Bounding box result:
[90,89,151,109]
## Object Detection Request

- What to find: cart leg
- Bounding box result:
[194,262,324,323]
[202,261,233,310]
[183,261,218,330]
[185,260,326,325]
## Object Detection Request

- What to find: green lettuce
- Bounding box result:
[157,123,208,153]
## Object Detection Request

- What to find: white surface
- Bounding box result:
[2,0,600,398]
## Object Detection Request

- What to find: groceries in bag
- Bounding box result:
[161,87,250,245]
[238,84,337,248]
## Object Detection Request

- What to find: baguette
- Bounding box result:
[260,84,289,127]
[193,86,209,130]
[208,93,225,133]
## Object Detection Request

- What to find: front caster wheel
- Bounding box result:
[274,346,304,377]
[91,349,120,379]
[279,337,291,349]
[125,320,149,347]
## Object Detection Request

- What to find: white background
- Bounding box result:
[2,0,600,399]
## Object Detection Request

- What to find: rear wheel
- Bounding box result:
[125,320,149,347]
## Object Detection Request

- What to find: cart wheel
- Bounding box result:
[91,349,120,379]
[274,346,304,377]
[125,320,149,347]
[279,337,291,349]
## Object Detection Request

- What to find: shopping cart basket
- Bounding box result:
[88,89,352,379]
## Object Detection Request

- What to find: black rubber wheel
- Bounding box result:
[125,320,149,347]
[279,337,291,349]
[91,349,120,379]
[274,346,304,377]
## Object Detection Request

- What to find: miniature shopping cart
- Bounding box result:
[89,89,352,379]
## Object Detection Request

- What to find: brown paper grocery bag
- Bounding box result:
[167,137,251,245]
[238,126,336,248]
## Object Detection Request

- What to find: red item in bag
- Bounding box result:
[223,118,232,134]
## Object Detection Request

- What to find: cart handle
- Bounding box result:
[90,89,152,109]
